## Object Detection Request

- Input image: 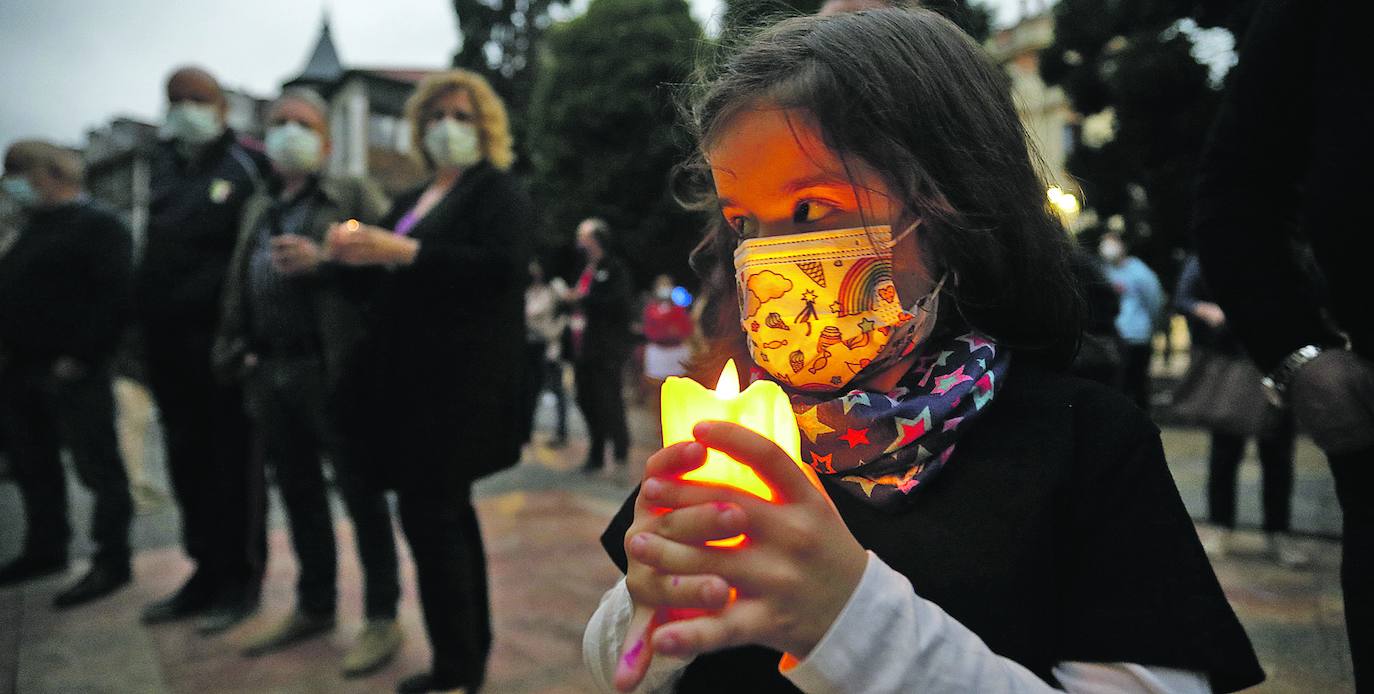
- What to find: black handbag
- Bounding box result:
[1168,349,1278,437]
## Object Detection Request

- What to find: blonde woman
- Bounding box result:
[325,69,532,694]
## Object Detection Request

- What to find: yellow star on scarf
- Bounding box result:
[843,474,880,497]
[795,405,836,444]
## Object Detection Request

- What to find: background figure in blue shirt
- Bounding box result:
[1099,231,1165,411]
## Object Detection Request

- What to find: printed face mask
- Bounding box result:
[424,118,483,169]
[733,225,942,392]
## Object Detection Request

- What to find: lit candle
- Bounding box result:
[660,359,804,546]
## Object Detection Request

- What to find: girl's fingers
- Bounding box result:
[653,501,749,546]
[614,606,658,692]
[644,441,708,480]
[627,532,732,578]
[649,600,769,658]
[693,421,819,503]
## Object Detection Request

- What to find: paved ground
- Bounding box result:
[0,381,1356,693]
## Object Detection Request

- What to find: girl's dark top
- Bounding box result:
[600,360,1265,693]
[337,161,533,489]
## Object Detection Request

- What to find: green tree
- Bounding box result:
[721,0,991,43]
[451,0,557,173]
[526,0,704,287]
[1039,0,1256,277]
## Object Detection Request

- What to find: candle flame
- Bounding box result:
[714,359,740,399]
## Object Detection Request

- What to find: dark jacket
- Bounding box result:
[0,199,132,365]
[136,130,267,332]
[602,361,1265,693]
[1192,0,1367,370]
[337,162,533,486]
[575,253,634,362]
[211,176,389,386]
[1173,254,1242,356]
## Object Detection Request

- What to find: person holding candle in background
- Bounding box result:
[211,89,404,674]
[324,69,531,694]
[584,9,1263,693]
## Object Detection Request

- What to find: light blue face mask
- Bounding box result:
[265,122,324,175]
[1,176,38,208]
[162,102,224,145]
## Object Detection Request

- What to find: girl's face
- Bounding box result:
[707,105,931,302]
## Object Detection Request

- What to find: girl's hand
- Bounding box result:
[626,422,868,676]
[616,441,742,691]
[324,221,418,267]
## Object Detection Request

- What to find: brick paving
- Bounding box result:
[0,394,1357,693]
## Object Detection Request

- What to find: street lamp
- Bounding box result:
[1047,185,1081,231]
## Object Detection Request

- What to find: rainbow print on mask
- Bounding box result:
[835,257,893,317]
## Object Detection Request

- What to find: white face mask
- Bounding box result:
[265,122,324,175]
[423,118,483,169]
[1,176,39,208]
[1099,239,1125,263]
[161,102,223,145]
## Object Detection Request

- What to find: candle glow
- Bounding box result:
[660,360,804,547]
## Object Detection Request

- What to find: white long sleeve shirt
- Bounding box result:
[584,552,1211,694]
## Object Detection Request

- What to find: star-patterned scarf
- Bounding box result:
[781,332,1009,509]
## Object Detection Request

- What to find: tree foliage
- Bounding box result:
[451,0,557,173]
[1039,0,1257,277]
[526,0,704,287]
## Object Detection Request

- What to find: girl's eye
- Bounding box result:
[792,200,831,224]
[728,216,757,239]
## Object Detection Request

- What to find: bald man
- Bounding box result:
[135,66,269,633]
[0,141,134,607]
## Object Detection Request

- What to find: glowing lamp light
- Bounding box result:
[1047,186,1080,216]
[670,285,693,308]
[661,360,804,547]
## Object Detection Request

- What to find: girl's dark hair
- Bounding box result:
[678,8,1085,379]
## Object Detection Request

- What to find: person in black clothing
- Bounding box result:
[211,89,403,674]
[325,69,532,694]
[585,10,1263,692]
[1192,1,1374,688]
[1172,254,1303,565]
[571,217,634,474]
[0,140,134,607]
[136,66,269,634]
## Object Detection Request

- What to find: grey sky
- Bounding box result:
[0,0,1025,149]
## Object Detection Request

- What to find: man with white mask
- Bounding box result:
[0,141,134,607]
[1098,230,1165,410]
[211,89,403,675]
[136,66,269,634]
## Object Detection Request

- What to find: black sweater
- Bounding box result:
[601,361,1265,692]
[0,199,132,364]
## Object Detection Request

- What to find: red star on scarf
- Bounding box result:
[839,428,870,448]
[810,451,836,474]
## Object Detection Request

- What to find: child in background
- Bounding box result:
[585,9,1263,694]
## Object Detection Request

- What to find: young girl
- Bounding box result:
[584,9,1263,694]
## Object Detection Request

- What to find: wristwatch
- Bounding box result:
[1260,344,1323,408]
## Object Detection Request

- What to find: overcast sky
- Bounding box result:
[0,0,1028,149]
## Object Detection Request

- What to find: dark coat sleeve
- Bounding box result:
[1191,0,1345,371]
[72,210,134,364]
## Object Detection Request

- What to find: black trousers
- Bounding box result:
[1206,416,1297,532]
[0,360,131,567]
[519,341,568,444]
[248,356,399,619]
[144,327,265,600]
[396,483,490,689]
[1331,448,1374,692]
[575,355,629,467]
[1119,341,1154,411]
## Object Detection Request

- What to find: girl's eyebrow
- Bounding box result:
[783,173,852,194]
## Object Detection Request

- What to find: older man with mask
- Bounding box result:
[0,141,134,607]
[136,66,269,634]
[211,88,403,675]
